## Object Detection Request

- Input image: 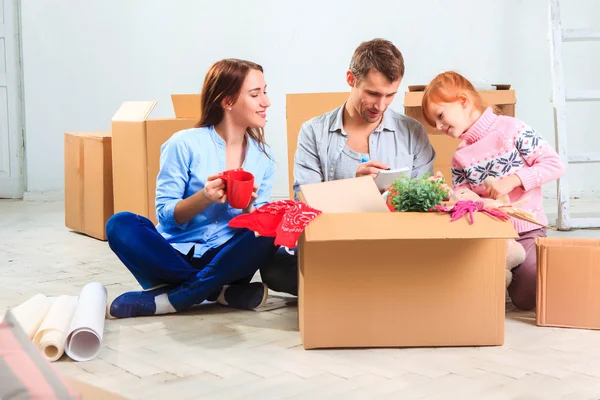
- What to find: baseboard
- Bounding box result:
[23,190,64,202]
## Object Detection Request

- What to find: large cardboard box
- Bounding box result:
[404,85,517,184]
[111,98,199,224]
[537,237,600,330]
[297,176,518,349]
[64,132,114,241]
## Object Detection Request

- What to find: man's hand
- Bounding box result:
[485,175,522,200]
[203,174,227,203]
[243,184,259,214]
[356,160,389,178]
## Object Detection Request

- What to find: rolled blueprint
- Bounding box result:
[11,294,52,340]
[32,295,78,362]
[65,282,107,362]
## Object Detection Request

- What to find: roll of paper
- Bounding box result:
[32,295,78,362]
[65,282,107,362]
[11,294,52,340]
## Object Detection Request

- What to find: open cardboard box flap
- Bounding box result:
[112,101,157,122]
[299,176,518,242]
[112,96,202,122]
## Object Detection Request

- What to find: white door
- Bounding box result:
[0,0,24,198]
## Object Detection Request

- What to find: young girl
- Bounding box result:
[422,71,564,311]
[105,59,277,318]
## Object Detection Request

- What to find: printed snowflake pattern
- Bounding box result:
[451,167,471,186]
[451,125,549,188]
[497,150,524,174]
[515,127,544,159]
[453,150,525,187]
[473,161,500,181]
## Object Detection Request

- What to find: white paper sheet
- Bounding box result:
[65,282,107,362]
[11,294,52,340]
[32,295,78,362]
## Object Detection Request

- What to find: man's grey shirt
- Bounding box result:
[292,104,436,197]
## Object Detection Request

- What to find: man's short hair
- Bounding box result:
[349,38,405,83]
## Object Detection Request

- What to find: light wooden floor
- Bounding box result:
[2,199,600,399]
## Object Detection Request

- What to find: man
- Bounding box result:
[260,38,436,296]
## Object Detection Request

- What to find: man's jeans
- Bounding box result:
[260,246,298,296]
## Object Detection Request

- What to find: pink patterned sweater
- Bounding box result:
[451,107,565,233]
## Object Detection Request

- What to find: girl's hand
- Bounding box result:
[243,184,259,213]
[203,174,227,203]
[485,175,522,200]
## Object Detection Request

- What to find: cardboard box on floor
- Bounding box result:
[297,176,518,349]
[111,95,201,224]
[537,237,600,330]
[64,132,114,241]
[404,85,516,182]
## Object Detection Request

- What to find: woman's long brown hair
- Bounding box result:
[196,58,271,159]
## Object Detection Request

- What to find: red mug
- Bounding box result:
[218,168,255,209]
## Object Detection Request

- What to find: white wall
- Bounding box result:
[20,0,600,200]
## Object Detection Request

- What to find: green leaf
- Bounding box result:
[388,174,448,213]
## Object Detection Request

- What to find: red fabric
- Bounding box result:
[434,200,509,224]
[385,189,397,212]
[229,200,322,248]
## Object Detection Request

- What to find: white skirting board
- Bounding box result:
[23,190,64,202]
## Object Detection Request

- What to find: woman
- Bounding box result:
[106,58,277,318]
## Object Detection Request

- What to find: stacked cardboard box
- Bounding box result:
[64,95,201,239]
[110,99,198,224]
[64,132,113,241]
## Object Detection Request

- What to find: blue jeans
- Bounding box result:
[106,212,277,311]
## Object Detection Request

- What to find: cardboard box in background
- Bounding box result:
[286,93,349,199]
[297,176,518,349]
[285,88,516,200]
[64,132,113,241]
[404,85,516,183]
[537,237,600,330]
[111,96,200,224]
[171,94,202,118]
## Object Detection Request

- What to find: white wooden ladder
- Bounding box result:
[549,0,600,230]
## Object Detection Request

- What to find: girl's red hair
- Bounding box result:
[421,71,488,127]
